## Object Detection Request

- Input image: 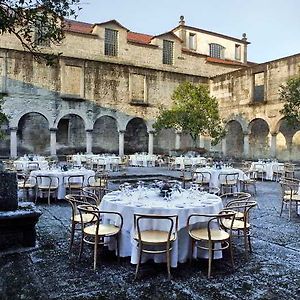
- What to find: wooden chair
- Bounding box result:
[284,163,295,179]
[77,204,123,270]
[64,174,85,195]
[35,175,59,205]
[187,210,236,278]
[17,174,37,201]
[239,170,257,195]
[180,168,194,189]
[193,171,211,191]
[218,173,239,194]
[65,194,98,251]
[280,179,300,220]
[134,214,178,280]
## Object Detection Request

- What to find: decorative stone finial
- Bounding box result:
[242,33,247,41]
[179,15,185,26]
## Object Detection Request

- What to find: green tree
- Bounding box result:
[0,96,8,140]
[280,76,300,125]
[0,0,81,64]
[153,82,225,146]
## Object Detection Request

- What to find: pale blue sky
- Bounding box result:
[75,0,300,63]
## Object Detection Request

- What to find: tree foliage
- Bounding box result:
[0,96,8,140]
[280,76,300,125]
[153,82,225,146]
[0,0,81,64]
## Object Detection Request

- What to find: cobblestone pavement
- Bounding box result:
[1,168,300,300]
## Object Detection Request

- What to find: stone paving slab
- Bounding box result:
[0,168,300,300]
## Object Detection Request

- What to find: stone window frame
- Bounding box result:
[209,43,225,59]
[235,44,241,61]
[162,40,174,65]
[189,32,197,51]
[129,72,149,106]
[104,28,119,57]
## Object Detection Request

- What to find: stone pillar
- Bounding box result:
[175,131,181,150]
[118,130,125,157]
[10,127,17,158]
[199,134,205,148]
[221,138,227,157]
[49,128,57,156]
[270,133,277,158]
[148,131,154,155]
[86,129,93,154]
[243,133,249,158]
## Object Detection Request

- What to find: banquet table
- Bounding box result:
[250,161,284,180]
[30,168,95,199]
[129,154,157,167]
[195,167,248,189]
[14,157,48,171]
[99,188,223,267]
[174,156,207,170]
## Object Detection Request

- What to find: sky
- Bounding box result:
[74,0,300,64]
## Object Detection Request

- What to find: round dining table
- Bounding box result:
[99,187,223,267]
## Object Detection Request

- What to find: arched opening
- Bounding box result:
[17,112,50,155]
[291,131,300,161]
[56,114,85,155]
[225,120,244,158]
[93,116,118,154]
[124,118,148,154]
[180,133,195,149]
[249,118,270,159]
[0,119,10,156]
[154,128,176,154]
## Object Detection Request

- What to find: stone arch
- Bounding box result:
[54,110,88,130]
[225,114,248,133]
[124,117,148,154]
[154,128,176,154]
[0,118,10,156]
[225,120,244,158]
[93,115,118,153]
[56,113,86,155]
[17,112,50,155]
[248,118,270,159]
[291,131,300,161]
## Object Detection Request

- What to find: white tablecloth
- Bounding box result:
[129,154,157,167]
[14,159,48,171]
[31,168,95,199]
[195,167,247,188]
[175,157,207,169]
[250,162,284,180]
[100,188,223,267]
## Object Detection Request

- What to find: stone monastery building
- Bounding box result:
[0,16,299,161]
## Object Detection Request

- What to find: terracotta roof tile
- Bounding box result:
[127,32,153,44]
[64,20,93,34]
[206,56,246,66]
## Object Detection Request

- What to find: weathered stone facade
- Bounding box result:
[0,17,299,160]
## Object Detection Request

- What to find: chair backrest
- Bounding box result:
[280,180,299,198]
[193,171,211,184]
[66,174,85,188]
[225,200,257,224]
[27,162,40,171]
[65,194,98,218]
[36,175,59,188]
[82,186,101,204]
[134,214,178,244]
[221,192,251,204]
[218,172,239,184]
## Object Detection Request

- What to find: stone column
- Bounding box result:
[221,138,227,157]
[148,131,154,155]
[118,130,125,157]
[49,128,57,156]
[175,131,181,150]
[270,133,277,158]
[85,129,93,154]
[243,133,249,158]
[10,127,17,158]
[199,134,205,148]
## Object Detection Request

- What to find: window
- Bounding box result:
[253,72,265,103]
[34,21,50,47]
[105,28,118,56]
[209,43,225,59]
[189,33,196,50]
[235,44,241,60]
[163,40,174,65]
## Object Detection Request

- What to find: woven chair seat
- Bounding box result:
[84,224,120,236]
[190,228,229,241]
[222,218,250,230]
[134,230,176,244]
[73,213,95,223]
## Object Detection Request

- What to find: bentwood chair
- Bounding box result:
[17,174,37,201]
[187,210,236,278]
[35,175,59,205]
[77,204,123,270]
[193,171,211,191]
[219,173,239,194]
[280,179,300,220]
[222,200,257,257]
[64,174,85,195]
[65,194,98,251]
[133,214,178,280]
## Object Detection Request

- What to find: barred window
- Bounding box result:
[209,43,225,59]
[105,28,118,56]
[163,40,174,65]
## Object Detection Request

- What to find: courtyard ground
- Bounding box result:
[0,167,300,300]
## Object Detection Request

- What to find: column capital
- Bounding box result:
[10,127,18,131]
[49,127,57,132]
[270,131,278,137]
[118,130,125,134]
[175,130,182,134]
[85,129,93,133]
[147,130,155,135]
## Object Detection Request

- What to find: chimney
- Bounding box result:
[242,33,248,63]
[178,16,186,47]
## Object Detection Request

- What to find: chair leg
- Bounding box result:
[135,244,143,280]
[228,239,234,269]
[69,222,75,252]
[116,234,120,263]
[93,235,99,270]
[48,192,51,205]
[208,241,213,279]
[166,248,171,280]
[280,200,285,217]
[78,234,84,261]
[247,232,252,253]
[243,229,248,258]
[190,239,195,265]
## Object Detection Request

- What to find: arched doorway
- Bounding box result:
[248,118,270,159]
[225,120,244,158]
[56,114,85,155]
[0,119,10,156]
[124,118,148,154]
[154,128,176,154]
[17,112,50,155]
[93,116,118,153]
